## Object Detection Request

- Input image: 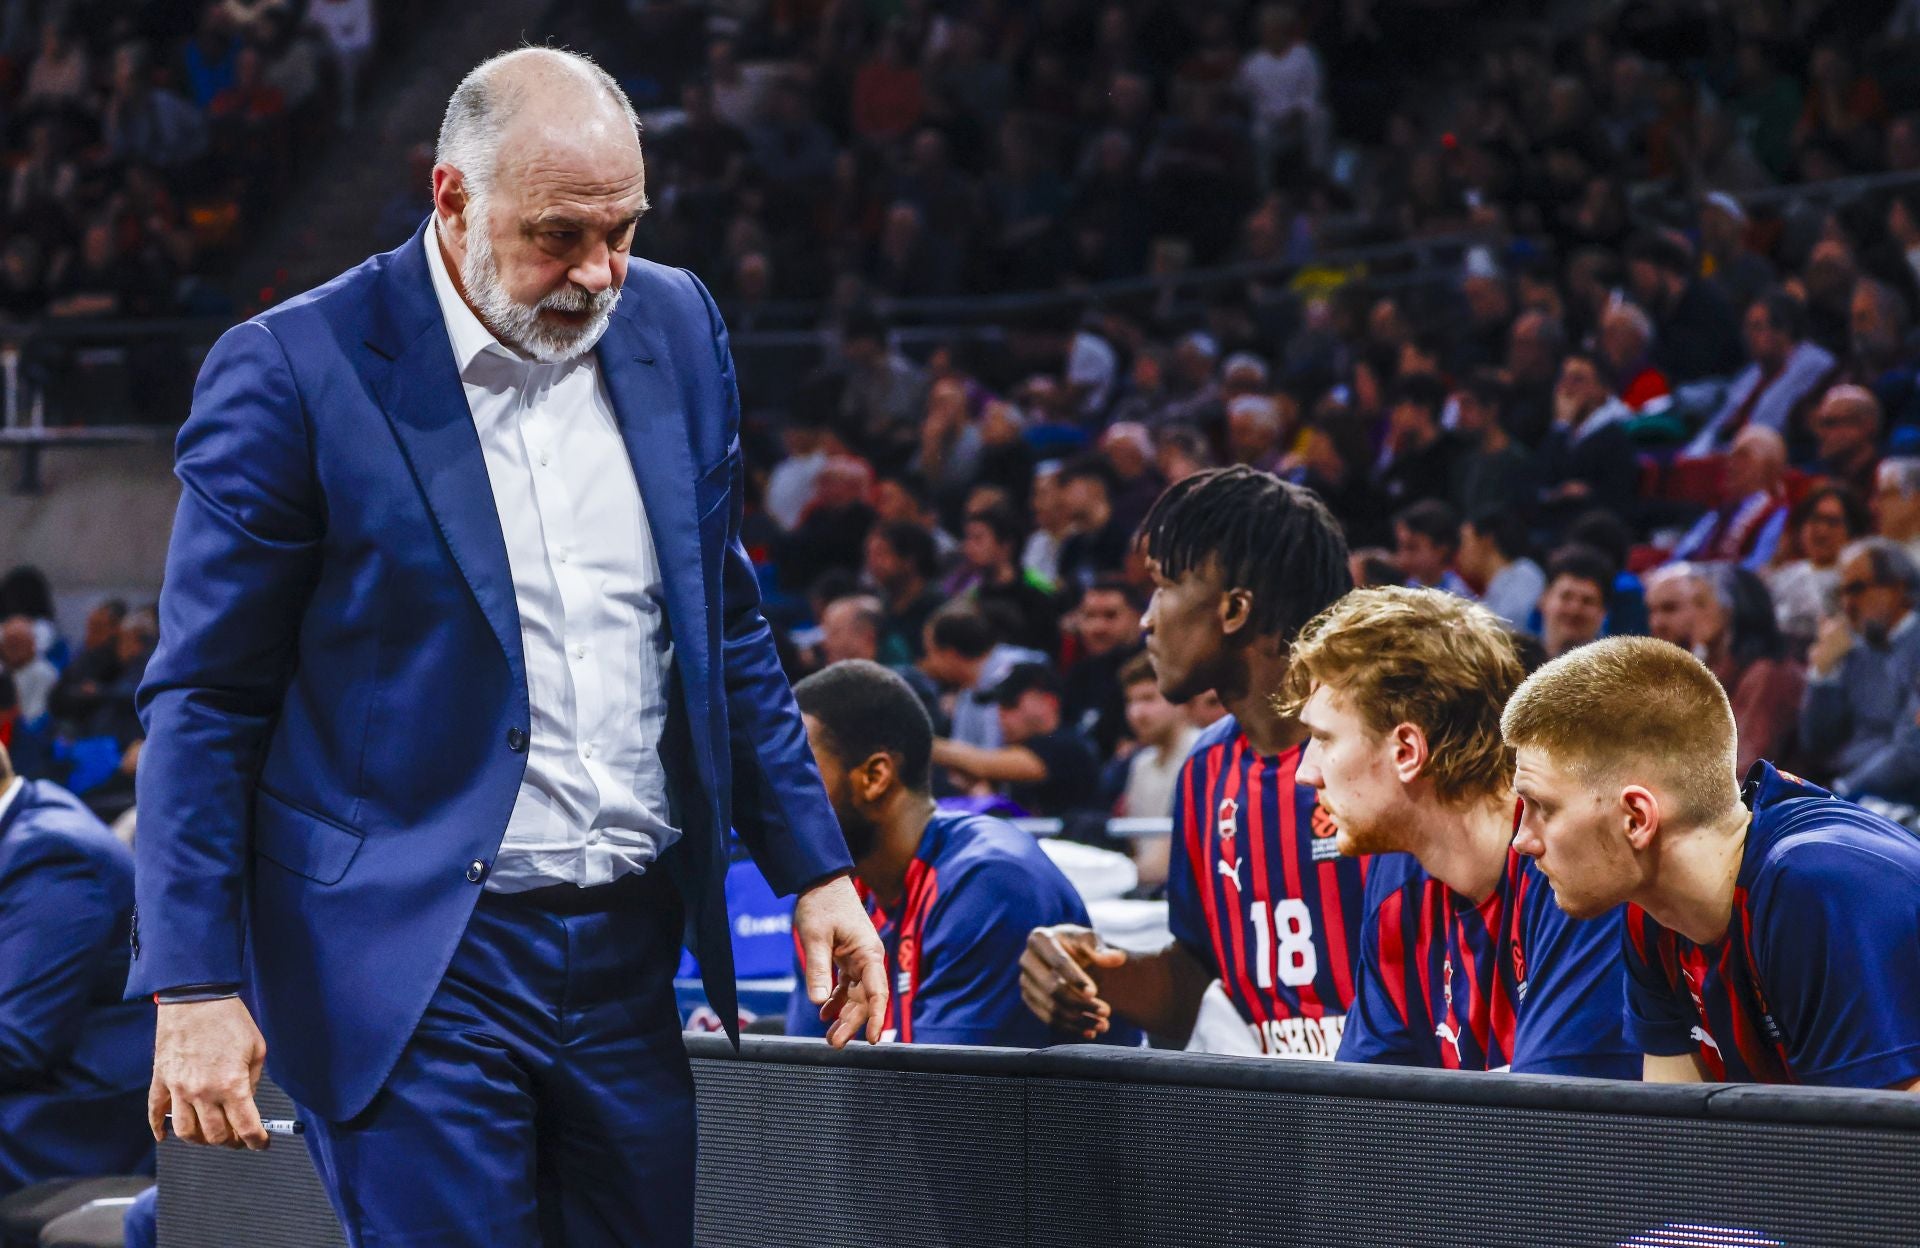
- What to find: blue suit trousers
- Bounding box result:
[300,869,695,1246]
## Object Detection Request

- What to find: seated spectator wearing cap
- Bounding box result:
[1374,373,1463,509]
[1450,370,1539,521]
[1801,538,1920,805]
[1392,499,1472,597]
[920,603,1045,750]
[1062,578,1144,758]
[932,662,1100,819]
[0,618,55,724]
[864,521,945,662]
[1459,508,1546,629]
[1626,230,1744,384]
[1538,544,1615,659]
[1536,352,1640,524]
[1765,484,1870,651]
[1686,289,1839,456]
[1872,457,1920,567]
[0,741,155,1194]
[786,661,1137,1048]
[1113,652,1196,892]
[1808,384,1884,503]
[1670,426,1790,569]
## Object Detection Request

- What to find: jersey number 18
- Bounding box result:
[1250,898,1317,988]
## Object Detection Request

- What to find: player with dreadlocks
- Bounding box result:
[1021,467,1399,1056]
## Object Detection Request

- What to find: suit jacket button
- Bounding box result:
[506,728,527,752]
[467,860,488,884]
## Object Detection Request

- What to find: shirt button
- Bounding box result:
[575,645,587,660]
[506,727,528,752]
[539,452,550,467]
[584,743,596,759]
[466,860,489,884]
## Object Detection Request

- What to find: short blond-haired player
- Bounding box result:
[1504,636,1920,1089]
[1287,588,1637,1076]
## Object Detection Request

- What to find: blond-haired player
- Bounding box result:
[1505,637,1920,1088]
[1286,587,1636,1075]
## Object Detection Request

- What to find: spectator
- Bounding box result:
[1686,289,1838,456]
[864,521,944,661]
[1808,384,1884,502]
[1538,544,1614,659]
[1055,457,1131,594]
[1375,372,1462,509]
[778,456,874,595]
[1450,371,1539,522]
[1644,562,1702,648]
[932,662,1099,817]
[308,0,376,130]
[0,742,155,1195]
[1846,277,1920,431]
[851,24,926,146]
[1767,484,1871,651]
[1096,423,1164,537]
[47,600,129,730]
[1599,301,1670,411]
[818,594,887,666]
[1236,2,1326,179]
[1459,508,1545,629]
[920,602,1044,750]
[1114,650,1195,891]
[1225,393,1287,473]
[21,15,89,113]
[1505,310,1569,447]
[1670,425,1791,569]
[838,309,929,462]
[1800,538,1920,803]
[1691,564,1806,777]
[1536,352,1640,523]
[765,417,841,531]
[1625,230,1744,384]
[959,504,1061,659]
[1871,457,1920,565]
[1392,499,1471,596]
[1061,578,1144,758]
[0,618,55,723]
[101,43,208,172]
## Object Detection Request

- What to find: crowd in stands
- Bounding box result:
[0,0,379,324]
[586,0,1920,876]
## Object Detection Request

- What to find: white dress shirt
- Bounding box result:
[424,225,678,892]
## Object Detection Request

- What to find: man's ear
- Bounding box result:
[853,751,898,806]
[1621,785,1661,852]
[1218,587,1254,637]
[1390,722,1430,787]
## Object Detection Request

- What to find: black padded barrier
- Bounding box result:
[159,1036,1920,1247]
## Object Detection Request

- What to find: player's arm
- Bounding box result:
[1753,842,1920,1090]
[1509,894,1639,1079]
[931,739,1046,785]
[1337,869,1426,1067]
[1642,1052,1707,1083]
[916,860,1100,1044]
[1020,928,1213,1044]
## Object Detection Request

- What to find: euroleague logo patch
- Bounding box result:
[1217,796,1238,841]
[1309,804,1344,862]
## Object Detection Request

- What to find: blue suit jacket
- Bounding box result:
[0,780,153,1142]
[129,222,852,1121]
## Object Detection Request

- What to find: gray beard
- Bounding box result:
[458,206,620,364]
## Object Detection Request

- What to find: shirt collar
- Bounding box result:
[0,777,23,828]
[422,219,515,377]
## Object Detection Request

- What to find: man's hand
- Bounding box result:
[795,874,888,1048]
[1021,924,1127,1040]
[150,997,270,1150]
[1810,614,1854,678]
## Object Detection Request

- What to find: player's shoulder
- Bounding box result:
[923,810,1068,891]
[1182,715,1242,767]
[1747,763,1920,896]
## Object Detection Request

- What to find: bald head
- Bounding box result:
[431,49,648,363]
[1727,425,1786,497]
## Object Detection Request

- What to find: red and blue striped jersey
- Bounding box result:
[1625,761,1920,1087]
[1166,716,1374,1058]
[1340,844,1636,1077]
[788,810,1142,1047]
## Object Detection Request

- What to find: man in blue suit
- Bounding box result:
[132,48,886,1247]
[0,744,154,1193]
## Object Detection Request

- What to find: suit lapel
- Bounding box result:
[598,310,711,737]
[362,224,525,689]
